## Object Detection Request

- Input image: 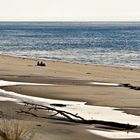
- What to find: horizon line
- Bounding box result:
[0,21,140,23]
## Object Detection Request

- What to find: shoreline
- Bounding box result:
[1,53,140,70]
[0,53,139,86]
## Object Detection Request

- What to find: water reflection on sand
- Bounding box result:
[0,80,140,139]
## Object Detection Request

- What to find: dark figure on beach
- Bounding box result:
[37,61,40,66]
[37,61,46,67]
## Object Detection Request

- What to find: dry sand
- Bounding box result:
[0,54,140,140]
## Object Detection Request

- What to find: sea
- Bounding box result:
[0,22,139,68]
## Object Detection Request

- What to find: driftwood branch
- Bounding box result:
[21,101,85,121]
[121,83,140,90]
[17,101,137,130]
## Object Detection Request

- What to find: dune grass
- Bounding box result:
[0,119,36,140]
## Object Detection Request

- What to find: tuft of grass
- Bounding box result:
[0,119,36,140]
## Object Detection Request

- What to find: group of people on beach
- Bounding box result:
[37,61,46,66]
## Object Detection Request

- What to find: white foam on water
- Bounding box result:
[88,129,140,139]
[89,82,120,86]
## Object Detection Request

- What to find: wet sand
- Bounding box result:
[0,54,140,140]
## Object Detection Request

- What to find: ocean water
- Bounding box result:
[0,22,139,68]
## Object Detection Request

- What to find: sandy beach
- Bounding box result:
[0,54,140,140]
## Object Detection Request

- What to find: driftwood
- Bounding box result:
[121,83,140,90]
[50,103,67,107]
[16,101,137,130]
